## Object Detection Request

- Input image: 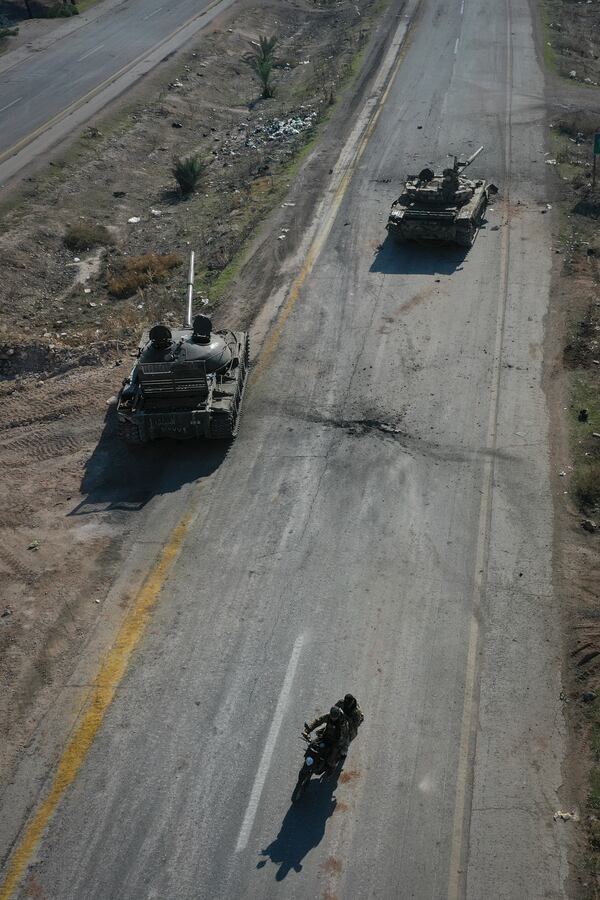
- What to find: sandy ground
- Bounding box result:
[0,0,394,795]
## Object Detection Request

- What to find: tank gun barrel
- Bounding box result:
[184,251,195,329]
[457,145,484,170]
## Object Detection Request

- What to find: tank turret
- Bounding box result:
[387,146,498,247]
[117,252,249,443]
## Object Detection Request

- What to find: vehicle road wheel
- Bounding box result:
[291,771,310,804]
[456,225,475,248]
[118,420,143,444]
[209,412,234,440]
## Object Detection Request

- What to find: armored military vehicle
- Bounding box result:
[117,253,249,443]
[386,146,497,247]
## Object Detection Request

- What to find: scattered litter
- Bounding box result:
[553,810,577,822]
[137,304,144,309]
[593,433,600,439]
[583,690,597,702]
[490,225,500,230]
[1,607,12,618]
[278,234,287,240]
[169,80,184,89]
[172,122,183,128]
[281,202,296,207]
[569,70,577,78]
[127,216,141,224]
[84,288,92,294]
[201,297,210,306]
[88,302,97,308]
[113,190,126,198]
[73,257,81,263]
[95,598,101,603]
[581,519,597,533]
[559,470,566,477]
[578,408,589,422]
[546,203,552,210]
[150,208,162,217]
[27,540,40,551]
[545,159,557,166]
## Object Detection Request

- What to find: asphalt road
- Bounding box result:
[0,0,233,182]
[6,0,570,896]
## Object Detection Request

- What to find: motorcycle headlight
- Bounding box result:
[306,756,314,766]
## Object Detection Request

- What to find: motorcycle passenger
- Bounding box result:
[336,693,364,742]
[303,705,350,770]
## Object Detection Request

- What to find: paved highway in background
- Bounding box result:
[0,0,233,184]
[2,0,569,895]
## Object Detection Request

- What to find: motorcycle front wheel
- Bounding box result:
[291,770,310,803]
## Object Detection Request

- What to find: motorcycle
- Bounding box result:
[291,724,336,803]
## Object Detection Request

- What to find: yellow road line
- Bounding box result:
[0,510,195,900]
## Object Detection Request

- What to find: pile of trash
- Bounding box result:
[212,107,319,160]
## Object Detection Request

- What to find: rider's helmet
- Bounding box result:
[329,705,343,721]
[343,694,357,711]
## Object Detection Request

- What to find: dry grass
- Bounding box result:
[107,252,182,299]
[63,223,114,252]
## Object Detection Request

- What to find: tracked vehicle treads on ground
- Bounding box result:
[117,253,249,443]
[386,146,498,247]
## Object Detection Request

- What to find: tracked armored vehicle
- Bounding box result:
[117,253,249,443]
[386,146,497,247]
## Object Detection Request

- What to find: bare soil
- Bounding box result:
[539,0,600,890]
[0,0,396,793]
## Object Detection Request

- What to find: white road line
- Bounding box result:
[235,634,305,852]
[143,7,163,20]
[454,37,460,54]
[460,0,465,14]
[77,43,105,63]
[0,97,22,114]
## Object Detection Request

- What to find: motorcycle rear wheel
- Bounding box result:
[291,771,310,803]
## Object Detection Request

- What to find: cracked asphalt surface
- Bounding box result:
[4,0,570,896]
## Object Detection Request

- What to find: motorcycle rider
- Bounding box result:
[336,693,364,741]
[303,704,350,770]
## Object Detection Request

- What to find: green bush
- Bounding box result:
[172,155,204,196]
[575,462,600,513]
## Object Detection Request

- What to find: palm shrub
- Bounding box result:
[248,34,277,99]
[172,154,204,196]
[252,58,275,99]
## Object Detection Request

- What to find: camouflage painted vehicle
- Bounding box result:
[117,253,249,443]
[386,146,498,247]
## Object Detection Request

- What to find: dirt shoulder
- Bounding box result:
[538,0,600,892]
[0,0,400,798]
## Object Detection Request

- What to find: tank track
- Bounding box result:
[209,334,250,440]
[117,420,144,444]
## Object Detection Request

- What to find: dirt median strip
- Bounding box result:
[539,0,600,891]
